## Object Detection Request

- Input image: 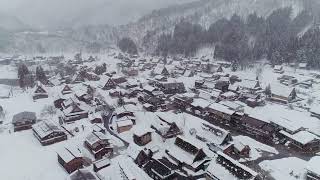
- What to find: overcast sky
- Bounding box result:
[0,0,196,29]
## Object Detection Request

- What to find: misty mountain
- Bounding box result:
[0,12,28,31]
[1,0,196,30]
[2,0,317,53]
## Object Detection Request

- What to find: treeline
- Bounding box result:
[156,7,320,68]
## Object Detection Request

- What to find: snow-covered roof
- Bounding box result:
[217,151,258,177]
[211,89,222,98]
[116,119,133,127]
[197,123,230,145]
[153,65,167,75]
[274,65,283,70]
[85,132,110,146]
[94,158,110,169]
[307,156,320,175]
[117,155,152,180]
[12,111,36,124]
[219,101,244,111]
[57,146,82,163]
[32,120,64,139]
[271,84,294,97]
[208,103,235,115]
[198,89,212,100]
[133,126,154,137]
[221,91,237,98]
[68,169,98,180]
[239,79,259,89]
[271,117,302,133]
[143,85,156,92]
[191,98,211,109]
[206,158,238,180]
[280,130,319,145]
[229,83,239,91]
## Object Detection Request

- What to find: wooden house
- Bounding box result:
[84,132,113,159]
[152,65,170,76]
[173,95,193,110]
[61,103,88,123]
[57,147,83,174]
[143,85,157,95]
[196,123,232,146]
[115,104,137,119]
[223,142,251,160]
[216,151,258,180]
[144,159,176,180]
[93,158,110,172]
[88,112,102,124]
[116,117,134,133]
[239,79,261,93]
[214,80,229,92]
[166,136,210,172]
[33,83,49,100]
[75,89,93,104]
[216,65,224,73]
[273,65,284,74]
[102,78,116,90]
[72,74,85,84]
[112,76,127,85]
[61,85,73,95]
[241,114,275,141]
[12,111,37,132]
[92,124,106,134]
[270,85,296,104]
[157,82,186,94]
[195,79,205,88]
[133,127,153,146]
[151,115,182,139]
[134,149,153,167]
[32,120,67,146]
[279,130,320,153]
[299,62,308,69]
[143,103,156,112]
[68,169,99,180]
[277,74,298,86]
[206,103,235,122]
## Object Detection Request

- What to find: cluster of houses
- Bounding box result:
[5,52,320,180]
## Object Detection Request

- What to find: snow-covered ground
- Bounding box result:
[0,65,17,79]
[259,157,307,180]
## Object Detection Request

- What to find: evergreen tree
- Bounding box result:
[18,63,30,88]
[36,66,47,83]
[118,37,138,55]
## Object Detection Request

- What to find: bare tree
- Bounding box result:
[41,105,57,117]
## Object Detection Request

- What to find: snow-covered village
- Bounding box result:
[1,0,320,180]
[0,50,319,180]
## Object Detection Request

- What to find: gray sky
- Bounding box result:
[0,0,196,29]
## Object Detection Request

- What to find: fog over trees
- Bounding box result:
[156,7,320,69]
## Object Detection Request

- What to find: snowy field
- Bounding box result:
[259,157,307,180]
